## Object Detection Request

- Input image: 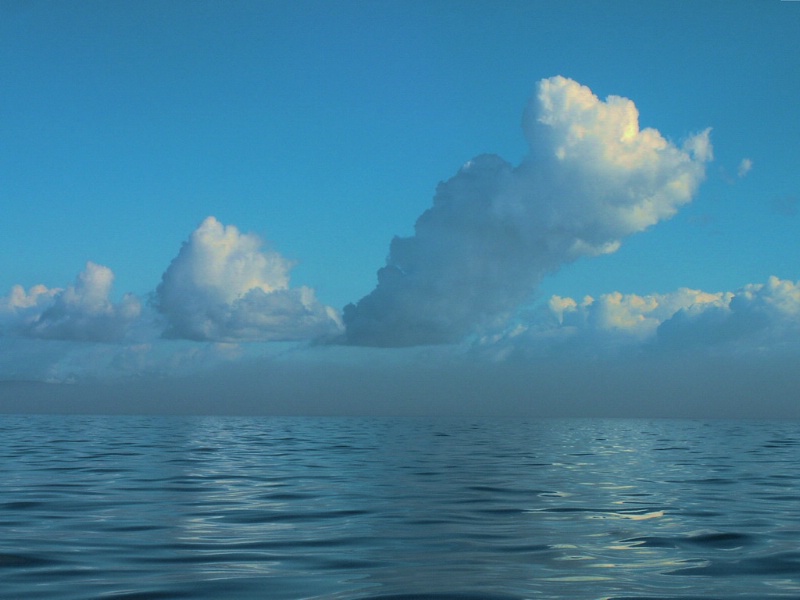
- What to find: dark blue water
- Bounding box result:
[1,416,799,599]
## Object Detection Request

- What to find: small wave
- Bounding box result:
[0,553,62,568]
[668,551,800,577]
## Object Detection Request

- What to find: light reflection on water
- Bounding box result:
[1,416,799,599]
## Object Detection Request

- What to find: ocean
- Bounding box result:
[1,415,798,599]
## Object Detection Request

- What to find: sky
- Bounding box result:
[1,0,799,417]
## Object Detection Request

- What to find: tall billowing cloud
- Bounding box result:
[343,76,711,347]
[154,216,342,342]
[1,262,141,342]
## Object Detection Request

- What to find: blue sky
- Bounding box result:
[2,1,799,416]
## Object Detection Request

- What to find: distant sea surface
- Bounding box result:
[1,415,799,599]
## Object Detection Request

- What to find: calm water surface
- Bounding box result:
[1,415,799,599]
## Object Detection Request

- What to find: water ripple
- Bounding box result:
[1,416,799,599]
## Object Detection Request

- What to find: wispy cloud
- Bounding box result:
[154,217,342,342]
[737,157,753,178]
[343,76,712,347]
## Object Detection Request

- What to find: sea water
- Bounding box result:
[1,415,799,599]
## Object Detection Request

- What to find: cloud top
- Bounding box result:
[343,76,712,346]
[154,216,342,342]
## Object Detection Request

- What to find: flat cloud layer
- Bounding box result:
[343,76,712,347]
[154,216,342,342]
[0,262,140,342]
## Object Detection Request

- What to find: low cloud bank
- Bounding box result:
[154,216,342,342]
[1,217,343,348]
[482,276,800,359]
[1,262,140,342]
[343,76,712,347]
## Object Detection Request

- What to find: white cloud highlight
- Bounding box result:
[1,262,141,342]
[344,76,712,346]
[154,216,342,342]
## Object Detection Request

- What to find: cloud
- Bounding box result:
[657,276,800,353]
[343,76,712,347]
[481,277,800,359]
[154,216,342,342]
[737,157,753,178]
[1,262,141,342]
[550,288,727,343]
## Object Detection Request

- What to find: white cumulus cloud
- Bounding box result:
[154,216,342,342]
[343,76,712,346]
[521,288,727,350]
[1,262,141,342]
[481,277,800,359]
[657,276,800,353]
